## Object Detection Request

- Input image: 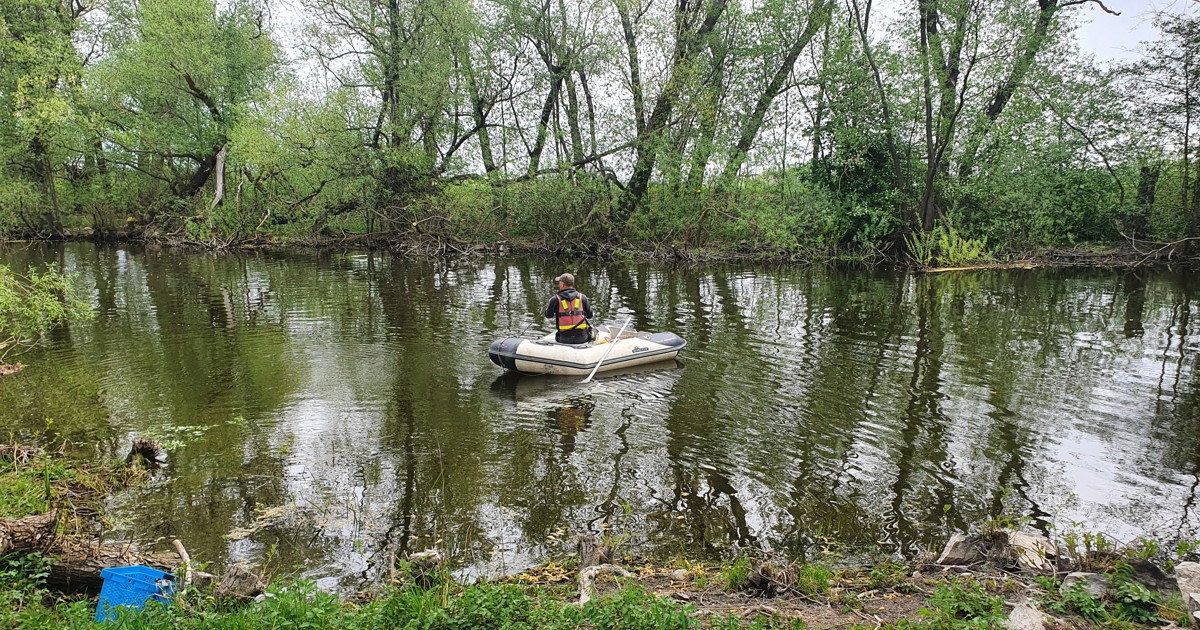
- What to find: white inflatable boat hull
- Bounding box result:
[488,327,686,376]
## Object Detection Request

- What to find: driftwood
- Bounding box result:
[574,534,613,568]
[172,538,193,584]
[747,560,798,597]
[0,444,44,464]
[0,510,58,555]
[578,564,631,605]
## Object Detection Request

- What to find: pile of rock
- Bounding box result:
[932,530,1200,630]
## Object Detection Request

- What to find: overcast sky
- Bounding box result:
[1075,0,1199,63]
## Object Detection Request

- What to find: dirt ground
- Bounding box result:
[500,558,1173,629]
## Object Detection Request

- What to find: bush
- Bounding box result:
[904,222,993,268]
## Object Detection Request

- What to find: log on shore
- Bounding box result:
[46,540,175,595]
[0,510,58,555]
[0,512,173,595]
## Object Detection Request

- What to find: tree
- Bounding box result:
[0,0,95,234]
[616,0,730,222]
[88,0,277,228]
[303,0,490,215]
[1136,14,1200,238]
[715,0,832,190]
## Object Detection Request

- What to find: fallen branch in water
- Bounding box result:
[1121,232,1200,266]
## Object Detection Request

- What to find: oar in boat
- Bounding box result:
[581,316,632,384]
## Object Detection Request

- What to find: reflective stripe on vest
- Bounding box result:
[557,297,588,331]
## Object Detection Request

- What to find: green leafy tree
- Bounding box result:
[1134,14,1200,239]
[88,0,277,233]
[0,0,95,234]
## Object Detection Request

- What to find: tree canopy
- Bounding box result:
[0,0,1197,258]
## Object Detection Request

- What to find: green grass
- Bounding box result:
[0,576,753,630]
[722,555,752,591]
[792,564,833,596]
[0,454,140,521]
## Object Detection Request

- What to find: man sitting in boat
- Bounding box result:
[544,273,594,344]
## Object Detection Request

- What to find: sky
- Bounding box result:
[1075,0,1199,63]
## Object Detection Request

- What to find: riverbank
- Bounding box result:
[4,230,1199,268]
[2,447,1198,629]
[2,539,1197,628]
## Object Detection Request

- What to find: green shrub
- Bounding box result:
[919,580,1005,629]
[581,586,696,629]
[1044,581,1107,622]
[868,561,914,592]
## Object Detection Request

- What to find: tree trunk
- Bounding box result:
[685,38,727,192]
[1129,163,1160,240]
[1183,47,1193,221]
[209,144,228,211]
[960,0,1060,178]
[564,70,587,165]
[849,0,908,220]
[0,511,58,556]
[177,148,220,200]
[811,18,832,174]
[916,0,969,231]
[616,0,729,222]
[46,542,175,595]
[29,139,63,235]
[716,0,830,190]
[465,64,498,174]
[528,69,565,176]
[578,71,600,157]
[615,0,646,135]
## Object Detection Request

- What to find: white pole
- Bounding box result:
[581,316,632,383]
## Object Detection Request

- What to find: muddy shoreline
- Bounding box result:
[3,231,1198,268]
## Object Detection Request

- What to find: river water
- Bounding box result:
[2,243,1198,589]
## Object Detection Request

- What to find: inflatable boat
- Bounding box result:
[488,324,687,376]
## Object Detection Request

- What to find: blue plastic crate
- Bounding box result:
[94,565,176,622]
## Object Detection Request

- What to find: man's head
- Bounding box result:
[555,273,575,288]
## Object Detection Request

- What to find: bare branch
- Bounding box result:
[1060,0,1120,16]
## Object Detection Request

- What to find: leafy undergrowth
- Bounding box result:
[0,452,146,523]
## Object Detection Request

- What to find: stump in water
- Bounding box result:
[574,534,613,568]
[0,510,58,556]
[213,562,267,602]
[406,549,445,588]
[0,444,44,465]
[126,438,165,469]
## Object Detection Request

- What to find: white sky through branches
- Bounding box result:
[1074,0,1198,63]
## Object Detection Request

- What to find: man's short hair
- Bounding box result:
[555,273,575,286]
